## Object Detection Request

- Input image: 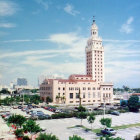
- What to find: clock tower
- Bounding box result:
[85,19,104,83]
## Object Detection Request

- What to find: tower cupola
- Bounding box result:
[91,19,98,38]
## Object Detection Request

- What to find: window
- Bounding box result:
[76,93,79,99]
[88,92,91,98]
[58,87,60,90]
[83,87,86,90]
[70,101,73,103]
[88,87,91,90]
[98,92,101,98]
[93,87,95,90]
[63,87,65,90]
[93,92,95,98]
[69,93,73,99]
[83,93,85,98]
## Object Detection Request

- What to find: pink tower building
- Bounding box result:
[86,19,104,83]
[40,19,113,105]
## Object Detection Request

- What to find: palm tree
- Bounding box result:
[78,112,87,126]
[61,96,66,104]
[56,95,60,103]
[87,113,95,129]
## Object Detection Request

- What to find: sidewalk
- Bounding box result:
[0,117,16,140]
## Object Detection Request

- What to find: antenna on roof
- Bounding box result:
[93,16,95,23]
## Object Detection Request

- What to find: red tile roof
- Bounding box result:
[70,74,92,77]
[132,93,140,96]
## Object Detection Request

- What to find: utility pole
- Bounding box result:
[22,92,24,106]
[103,97,106,118]
[79,88,82,106]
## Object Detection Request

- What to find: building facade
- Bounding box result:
[17,78,28,86]
[40,20,113,105]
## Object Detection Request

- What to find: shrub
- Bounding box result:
[100,136,124,140]
[8,114,26,128]
[15,129,24,138]
[51,113,75,119]
[22,136,30,140]
[77,106,86,112]
[69,135,85,140]
[100,118,112,127]
[36,133,59,140]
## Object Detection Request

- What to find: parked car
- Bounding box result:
[18,106,22,109]
[55,109,62,113]
[40,126,46,131]
[43,114,51,119]
[101,128,116,135]
[30,115,38,120]
[111,111,120,116]
[13,106,18,109]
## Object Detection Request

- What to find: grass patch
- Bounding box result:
[92,123,140,133]
[112,123,140,130]
[68,123,140,135]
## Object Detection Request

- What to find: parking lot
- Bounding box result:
[1,105,140,140]
[37,112,140,140]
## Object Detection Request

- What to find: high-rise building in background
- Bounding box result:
[40,19,113,105]
[17,78,27,86]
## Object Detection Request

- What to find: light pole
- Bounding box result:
[22,92,24,106]
[103,97,106,118]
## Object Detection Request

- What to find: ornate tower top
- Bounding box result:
[91,16,98,38]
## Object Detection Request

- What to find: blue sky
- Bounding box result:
[0,0,140,88]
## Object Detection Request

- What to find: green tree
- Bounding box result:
[77,106,86,112]
[122,85,129,91]
[0,89,10,94]
[77,112,87,126]
[30,89,39,93]
[100,118,112,128]
[120,100,127,106]
[30,95,41,104]
[87,113,95,129]
[8,114,26,128]
[69,135,85,140]
[46,96,52,104]
[36,133,59,140]
[23,119,41,138]
[24,95,30,104]
[128,95,139,112]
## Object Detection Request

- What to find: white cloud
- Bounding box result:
[0,1,18,16]
[35,0,48,10]
[0,31,140,87]
[64,4,79,16]
[103,39,140,43]
[49,32,80,45]
[120,17,134,34]
[0,22,16,28]
[2,39,31,43]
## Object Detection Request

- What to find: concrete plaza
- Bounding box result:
[37,112,140,140]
